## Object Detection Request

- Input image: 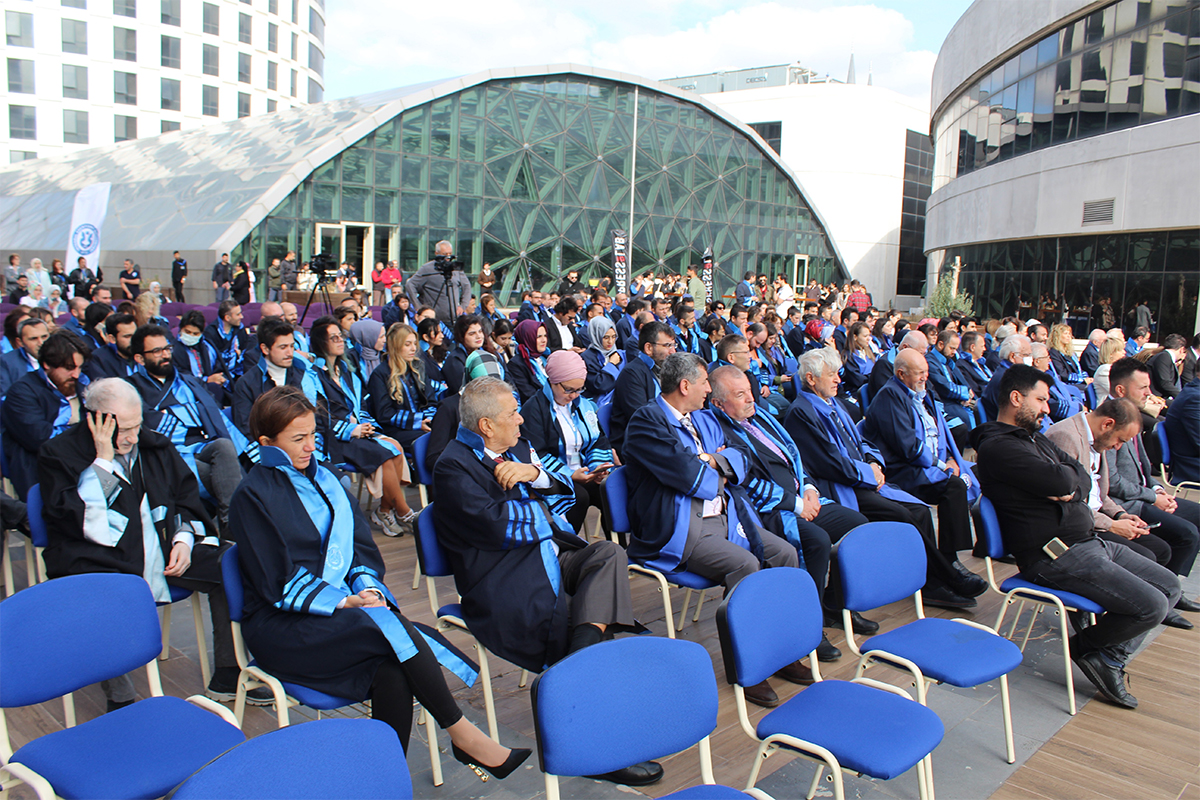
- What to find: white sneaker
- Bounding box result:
[395,510,418,535]
[371,509,403,537]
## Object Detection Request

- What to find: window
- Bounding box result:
[161,120,180,133]
[290,32,298,60]
[238,92,250,117]
[307,77,322,103]
[267,98,276,112]
[748,121,782,155]
[202,85,218,116]
[202,44,219,76]
[63,109,89,144]
[8,105,35,140]
[267,60,277,90]
[114,27,136,61]
[62,64,87,99]
[161,77,180,110]
[309,7,324,42]
[7,59,34,94]
[238,52,251,83]
[6,11,33,47]
[268,22,277,52]
[308,43,323,74]
[161,35,180,68]
[10,151,36,164]
[202,2,218,34]
[291,0,298,23]
[114,71,136,104]
[113,0,135,17]
[62,0,86,8]
[238,12,251,44]
[62,19,87,54]
[114,115,137,142]
[290,68,297,97]
[268,0,277,13]
[896,129,933,297]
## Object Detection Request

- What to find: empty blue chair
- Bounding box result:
[836,522,1023,763]
[604,467,718,636]
[532,636,774,800]
[220,544,444,785]
[0,573,244,800]
[1156,422,1200,495]
[716,568,943,799]
[972,496,1104,715]
[857,382,870,410]
[168,718,413,799]
[596,401,613,437]
[1084,382,1098,411]
[409,433,433,589]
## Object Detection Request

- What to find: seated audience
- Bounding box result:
[927,329,975,439]
[425,351,507,481]
[441,314,487,395]
[1161,376,1199,484]
[1048,323,1088,389]
[348,319,386,377]
[1080,328,1106,375]
[545,296,585,352]
[232,317,319,464]
[1148,333,1186,403]
[1033,342,1085,425]
[416,316,449,398]
[367,323,435,448]
[609,321,675,452]
[229,386,528,776]
[982,334,1032,421]
[508,319,550,403]
[82,312,139,381]
[1091,336,1126,399]
[173,309,230,403]
[1126,326,1150,357]
[0,317,47,398]
[973,367,1180,709]
[204,300,250,382]
[868,330,929,401]
[581,315,624,402]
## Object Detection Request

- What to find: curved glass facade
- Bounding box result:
[932,0,1200,191]
[232,74,842,301]
[944,229,1199,338]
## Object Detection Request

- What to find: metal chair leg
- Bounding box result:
[190,593,211,688]
[476,644,499,741]
[1,536,14,597]
[160,604,173,661]
[422,703,443,786]
[999,674,1015,763]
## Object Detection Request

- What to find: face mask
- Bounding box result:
[1022,356,1033,366]
[180,332,201,347]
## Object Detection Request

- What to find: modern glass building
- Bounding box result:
[0,65,846,303]
[926,0,1199,337]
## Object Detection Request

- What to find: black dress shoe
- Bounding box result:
[743,680,780,708]
[1175,596,1200,613]
[817,634,842,662]
[774,660,815,685]
[585,761,664,786]
[106,698,135,713]
[923,585,977,610]
[452,744,531,781]
[823,609,879,634]
[1163,610,1194,630]
[950,562,988,598]
[1072,651,1137,709]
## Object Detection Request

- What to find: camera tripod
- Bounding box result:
[300,273,337,326]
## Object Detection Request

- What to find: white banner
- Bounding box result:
[65,183,111,281]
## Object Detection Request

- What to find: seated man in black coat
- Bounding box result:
[608,320,675,453]
[81,312,139,381]
[1148,333,1186,404]
[867,330,928,403]
[37,378,269,709]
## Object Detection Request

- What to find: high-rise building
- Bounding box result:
[2,0,325,163]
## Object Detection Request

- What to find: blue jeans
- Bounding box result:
[1024,537,1180,665]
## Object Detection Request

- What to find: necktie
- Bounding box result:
[680,414,702,449]
[742,420,797,490]
[492,455,505,464]
[828,402,859,452]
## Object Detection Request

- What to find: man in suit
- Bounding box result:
[623,353,805,708]
[972,367,1180,709]
[544,296,585,352]
[863,350,982,583]
[671,304,702,355]
[1080,329,1107,375]
[784,347,982,609]
[608,321,675,452]
[868,330,928,402]
[1180,333,1199,385]
[1105,359,1200,612]
[708,365,872,662]
[0,317,47,398]
[1162,377,1199,484]
[982,334,1032,421]
[231,318,320,464]
[832,308,857,353]
[1148,333,1186,403]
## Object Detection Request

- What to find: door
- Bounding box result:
[317,224,344,262]
[792,254,809,290]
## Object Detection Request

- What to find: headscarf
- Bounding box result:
[804,319,830,344]
[462,350,506,390]
[515,319,547,366]
[587,316,617,358]
[545,350,586,385]
[349,318,385,374]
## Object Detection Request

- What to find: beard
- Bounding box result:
[1014,404,1043,434]
[146,359,175,380]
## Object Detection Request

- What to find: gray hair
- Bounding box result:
[660,352,706,395]
[1031,341,1049,359]
[798,347,842,380]
[898,331,928,353]
[999,334,1031,361]
[1088,329,1107,345]
[84,377,142,414]
[434,240,452,255]
[993,323,1016,343]
[708,364,749,405]
[459,376,512,434]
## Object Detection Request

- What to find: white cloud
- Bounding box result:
[324,0,939,111]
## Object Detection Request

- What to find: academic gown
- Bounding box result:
[365,363,434,449]
[441,343,471,395]
[508,352,548,404]
[203,321,251,381]
[0,346,38,398]
[434,430,581,672]
[1,370,89,499]
[231,447,476,701]
[37,424,219,599]
[131,370,250,478]
[622,397,764,573]
[580,348,623,402]
[311,360,401,473]
[519,382,614,475]
[231,357,322,463]
[608,353,660,453]
[82,343,140,381]
[173,337,230,404]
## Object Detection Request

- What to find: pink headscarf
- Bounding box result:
[545,350,586,384]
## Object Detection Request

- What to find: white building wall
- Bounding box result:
[1,0,324,162]
[694,82,930,310]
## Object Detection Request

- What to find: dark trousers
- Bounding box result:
[797,502,869,611]
[370,613,463,752]
[173,282,186,303]
[1138,498,1200,576]
[852,488,959,591]
[1098,530,1171,566]
[909,476,973,556]
[566,479,607,534]
[559,541,634,629]
[1024,538,1180,665]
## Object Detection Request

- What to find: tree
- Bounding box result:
[924,270,974,318]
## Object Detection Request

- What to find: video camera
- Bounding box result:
[309,252,338,281]
[433,252,464,278]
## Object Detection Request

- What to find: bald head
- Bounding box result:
[894,349,929,392]
[1088,329,1107,346]
[898,331,929,354]
[260,301,284,319]
[895,348,926,375]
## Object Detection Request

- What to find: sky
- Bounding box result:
[323,0,975,113]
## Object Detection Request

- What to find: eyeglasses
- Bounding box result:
[555,383,585,396]
[653,340,677,349]
[142,345,172,356]
[329,335,345,343]
[728,349,750,356]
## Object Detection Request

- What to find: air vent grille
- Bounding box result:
[1082,198,1115,225]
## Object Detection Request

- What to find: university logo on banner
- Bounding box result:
[611,229,628,294]
[66,183,112,280]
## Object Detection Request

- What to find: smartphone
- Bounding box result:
[1042,537,1070,560]
[96,412,120,450]
[1146,521,1162,529]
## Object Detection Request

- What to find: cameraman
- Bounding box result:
[406,240,471,326]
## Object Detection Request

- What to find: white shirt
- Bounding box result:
[265,360,288,386]
[661,398,724,517]
[553,401,583,470]
[550,316,574,350]
[1084,423,1102,513]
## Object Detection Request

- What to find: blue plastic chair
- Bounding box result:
[836,522,1023,763]
[1156,422,1200,495]
[596,401,613,437]
[532,636,774,800]
[408,433,434,589]
[2,479,40,595]
[168,718,412,799]
[972,496,1104,715]
[0,573,245,800]
[715,568,943,799]
[219,544,445,785]
[414,505,503,742]
[857,382,870,410]
[604,467,719,637]
[1084,382,1098,411]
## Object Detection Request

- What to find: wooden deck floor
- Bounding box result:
[3,501,1198,799]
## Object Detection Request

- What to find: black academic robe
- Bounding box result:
[580,347,623,401]
[37,424,218,584]
[1,370,86,499]
[231,358,319,463]
[434,433,580,672]
[365,363,433,449]
[82,343,139,381]
[507,353,546,404]
[609,353,659,452]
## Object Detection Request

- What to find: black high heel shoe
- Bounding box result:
[451,743,531,782]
